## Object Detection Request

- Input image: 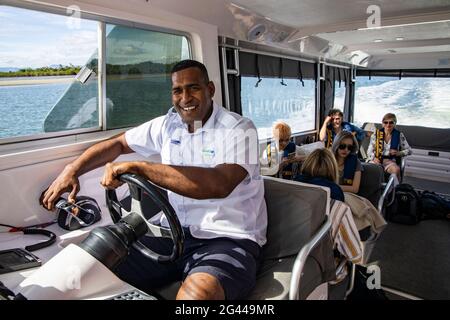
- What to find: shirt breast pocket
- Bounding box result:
[161,140,183,165]
[201,144,217,166]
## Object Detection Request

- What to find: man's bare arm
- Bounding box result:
[101,161,248,200]
[70,133,133,177]
[41,133,133,210]
[319,116,331,141]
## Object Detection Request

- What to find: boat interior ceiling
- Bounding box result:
[145,0,450,68]
[0,0,449,301]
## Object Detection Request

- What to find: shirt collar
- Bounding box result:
[200,101,219,131]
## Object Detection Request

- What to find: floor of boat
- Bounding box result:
[369,219,450,300]
[403,176,450,197]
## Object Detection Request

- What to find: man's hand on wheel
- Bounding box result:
[101,162,139,190]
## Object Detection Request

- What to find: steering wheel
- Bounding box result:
[105,173,184,263]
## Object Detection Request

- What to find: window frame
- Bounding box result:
[0,0,192,145]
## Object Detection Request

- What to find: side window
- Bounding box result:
[0,5,191,142]
[105,24,190,129]
[0,5,99,139]
[241,77,316,139]
[354,76,450,128]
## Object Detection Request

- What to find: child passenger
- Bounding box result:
[261,121,304,179]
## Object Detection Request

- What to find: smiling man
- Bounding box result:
[40,59,267,300]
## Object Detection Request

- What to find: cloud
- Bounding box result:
[112,44,146,56]
[0,5,98,68]
[1,24,97,68]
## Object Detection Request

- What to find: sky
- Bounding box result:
[0,5,191,69]
[0,5,98,68]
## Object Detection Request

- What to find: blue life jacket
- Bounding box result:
[375,128,401,161]
[326,122,363,148]
[281,142,296,178]
[266,141,297,179]
[294,174,345,202]
[342,154,358,185]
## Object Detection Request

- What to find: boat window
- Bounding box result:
[241,77,316,140]
[0,5,99,140]
[0,5,191,142]
[354,76,450,129]
[333,81,346,110]
[105,24,191,129]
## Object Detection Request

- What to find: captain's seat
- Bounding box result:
[156,177,339,300]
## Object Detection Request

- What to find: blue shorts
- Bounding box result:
[114,228,262,300]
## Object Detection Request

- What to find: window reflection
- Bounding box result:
[105,24,190,129]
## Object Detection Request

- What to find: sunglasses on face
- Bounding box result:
[383,121,395,125]
[338,144,354,151]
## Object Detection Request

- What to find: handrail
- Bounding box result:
[400,157,406,182]
[289,217,332,300]
[378,174,396,213]
[345,263,356,298]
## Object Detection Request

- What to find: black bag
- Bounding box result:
[386,183,421,225]
[419,191,450,220]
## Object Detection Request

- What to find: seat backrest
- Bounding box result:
[359,122,376,160]
[358,162,384,208]
[262,177,335,280]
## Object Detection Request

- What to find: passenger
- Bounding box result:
[293,148,362,282]
[319,108,366,148]
[332,132,386,241]
[260,121,304,179]
[39,59,267,300]
[367,113,412,180]
[332,131,362,194]
[294,148,344,201]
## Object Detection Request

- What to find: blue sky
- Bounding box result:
[0,6,98,68]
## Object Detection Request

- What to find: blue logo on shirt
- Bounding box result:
[202,149,215,157]
[171,139,181,145]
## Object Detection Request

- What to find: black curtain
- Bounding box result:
[357,69,450,78]
[320,66,351,123]
[239,52,316,79]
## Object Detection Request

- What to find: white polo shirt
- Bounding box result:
[125,102,267,246]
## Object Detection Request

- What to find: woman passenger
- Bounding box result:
[332,131,362,194]
[294,148,362,282]
[367,113,412,180]
[333,132,386,241]
[294,148,344,201]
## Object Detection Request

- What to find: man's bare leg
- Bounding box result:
[176,272,225,300]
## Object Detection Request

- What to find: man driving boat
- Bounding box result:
[40,60,267,300]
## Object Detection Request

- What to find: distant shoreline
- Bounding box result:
[0,76,75,86]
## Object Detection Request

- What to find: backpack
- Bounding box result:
[385,183,421,225]
[419,191,450,220]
